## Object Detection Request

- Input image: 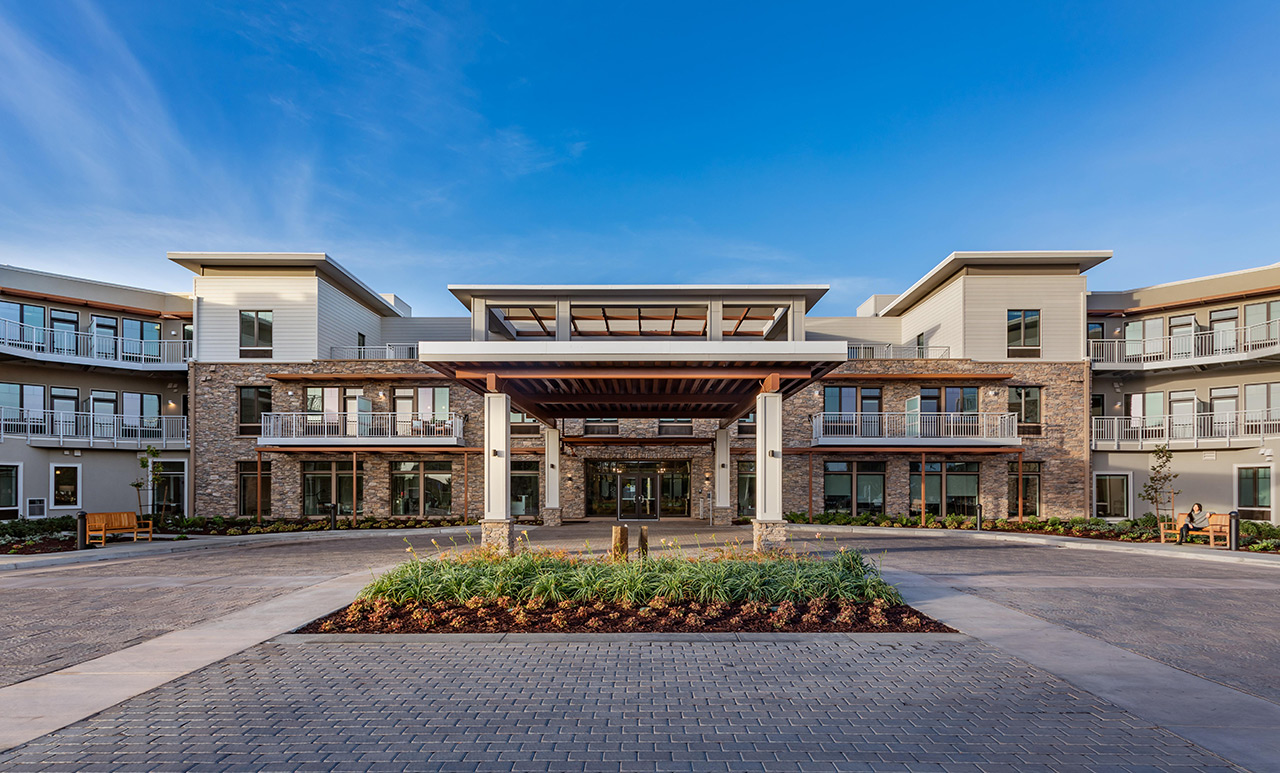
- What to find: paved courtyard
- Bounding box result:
[2,521,1278,771]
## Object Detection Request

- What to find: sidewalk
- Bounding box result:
[0,525,483,572]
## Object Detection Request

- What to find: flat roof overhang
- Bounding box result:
[419,340,848,428]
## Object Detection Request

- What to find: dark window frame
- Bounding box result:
[1007,309,1041,358]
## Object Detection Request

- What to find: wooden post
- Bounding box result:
[255,449,263,525]
[638,525,649,558]
[351,450,358,526]
[463,452,470,524]
[611,525,629,560]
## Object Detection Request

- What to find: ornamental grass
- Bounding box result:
[359,541,902,608]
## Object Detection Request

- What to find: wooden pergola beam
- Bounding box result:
[453,367,813,380]
[527,393,747,404]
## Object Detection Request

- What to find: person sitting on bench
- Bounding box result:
[1179,502,1205,544]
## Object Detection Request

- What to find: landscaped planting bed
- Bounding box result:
[302,545,953,634]
[785,511,1280,553]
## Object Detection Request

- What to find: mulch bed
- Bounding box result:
[3,536,78,555]
[300,597,955,635]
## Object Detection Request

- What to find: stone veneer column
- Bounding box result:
[541,427,562,527]
[753,390,787,551]
[482,392,514,554]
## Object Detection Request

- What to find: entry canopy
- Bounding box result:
[418,340,849,427]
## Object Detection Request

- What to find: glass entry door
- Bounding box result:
[619,473,659,521]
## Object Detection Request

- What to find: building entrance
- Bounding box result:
[584,461,691,520]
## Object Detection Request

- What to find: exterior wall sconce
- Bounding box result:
[491,449,501,457]
[769,450,781,459]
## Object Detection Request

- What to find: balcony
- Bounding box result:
[259,412,464,446]
[812,411,1020,446]
[1092,411,1280,450]
[0,320,191,371]
[1090,320,1280,371]
[328,344,419,360]
[0,409,188,449]
[848,344,951,360]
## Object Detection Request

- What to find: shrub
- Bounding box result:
[0,515,76,541]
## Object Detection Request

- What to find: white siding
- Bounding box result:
[317,279,385,356]
[898,277,965,356]
[193,275,319,362]
[963,275,1087,361]
[805,316,901,344]
[382,317,472,342]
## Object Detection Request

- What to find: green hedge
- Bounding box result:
[0,516,76,542]
[361,548,902,607]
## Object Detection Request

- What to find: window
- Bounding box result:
[1237,466,1272,521]
[1244,300,1280,347]
[822,386,882,437]
[1007,310,1040,358]
[1086,322,1104,341]
[0,301,46,349]
[391,461,452,516]
[1008,462,1041,518]
[0,464,19,520]
[50,310,78,355]
[658,418,693,436]
[357,332,366,348]
[1244,383,1280,428]
[392,387,450,424]
[1168,315,1195,359]
[51,464,80,508]
[121,319,161,361]
[944,387,977,413]
[584,418,620,436]
[1008,387,1042,434]
[1124,318,1162,358]
[1091,394,1105,418]
[238,461,271,517]
[1168,390,1196,440]
[823,461,852,512]
[90,316,118,359]
[511,409,541,435]
[0,382,45,425]
[238,386,272,436]
[1209,307,1238,355]
[303,461,363,516]
[1094,474,1129,518]
[239,310,273,358]
[182,323,194,342]
[911,461,979,518]
[512,460,539,517]
[122,392,161,437]
[1126,391,1164,431]
[822,461,885,515]
[737,412,756,437]
[737,461,756,517]
[151,460,186,517]
[823,386,858,413]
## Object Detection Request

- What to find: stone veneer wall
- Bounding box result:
[193,357,1090,523]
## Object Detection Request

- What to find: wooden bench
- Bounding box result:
[86,512,152,546]
[1160,512,1231,547]
[1158,513,1188,543]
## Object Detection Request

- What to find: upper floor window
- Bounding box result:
[737,412,756,436]
[357,332,366,348]
[1086,322,1104,341]
[823,386,880,414]
[1008,387,1042,434]
[239,311,273,358]
[238,386,272,436]
[393,387,450,420]
[944,387,977,414]
[1007,310,1040,358]
[511,409,541,435]
[657,418,693,436]
[585,418,619,436]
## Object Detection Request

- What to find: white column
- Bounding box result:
[483,392,511,521]
[555,299,571,342]
[755,391,783,521]
[714,428,731,508]
[545,427,561,509]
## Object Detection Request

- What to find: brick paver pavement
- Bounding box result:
[0,638,1244,772]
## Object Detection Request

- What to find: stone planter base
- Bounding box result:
[481,520,515,555]
[711,507,735,526]
[753,520,788,552]
[541,508,562,528]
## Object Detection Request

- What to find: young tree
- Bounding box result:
[129,446,163,519]
[1138,445,1181,521]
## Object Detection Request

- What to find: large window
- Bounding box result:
[737,461,755,517]
[1007,310,1041,358]
[823,461,886,515]
[121,319,161,361]
[392,387,449,420]
[512,460,539,517]
[1094,474,1129,519]
[1209,307,1238,355]
[391,461,452,516]
[152,460,186,517]
[657,418,693,436]
[50,310,78,355]
[584,418,619,436]
[0,464,18,520]
[944,387,977,413]
[1008,461,1041,518]
[1008,386,1042,434]
[238,386,272,436]
[238,310,273,358]
[823,386,881,413]
[0,382,45,425]
[0,301,46,349]
[238,461,271,517]
[1244,300,1280,347]
[51,464,80,509]
[303,461,363,516]
[910,461,979,518]
[1237,466,1272,521]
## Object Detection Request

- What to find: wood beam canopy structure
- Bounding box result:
[423,358,843,427]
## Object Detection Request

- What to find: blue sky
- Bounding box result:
[1,2,1278,315]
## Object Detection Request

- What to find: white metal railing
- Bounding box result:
[0,407,188,448]
[848,344,951,360]
[812,411,1018,442]
[260,411,463,441]
[1092,410,1280,448]
[328,344,419,360]
[0,319,191,366]
[1090,319,1280,368]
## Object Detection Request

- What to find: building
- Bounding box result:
[0,264,191,521]
[7,249,1275,547]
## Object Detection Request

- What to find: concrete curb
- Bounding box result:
[276,632,972,644]
[788,523,1280,568]
[0,525,486,572]
[0,561,400,753]
[885,566,1280,773]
